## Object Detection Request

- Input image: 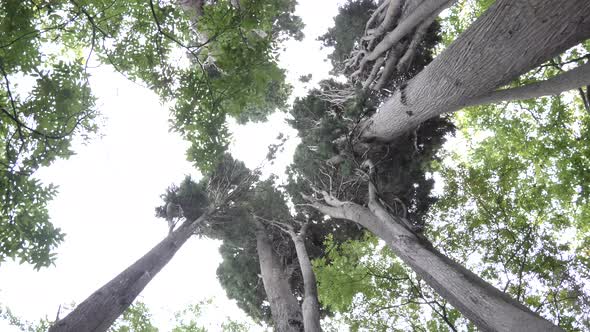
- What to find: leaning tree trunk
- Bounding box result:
[360,0,590,142]
[290,230,322,332]
[306,191,563,332]
[48,210,211,332]
[255,222,303,332]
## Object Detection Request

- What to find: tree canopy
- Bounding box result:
[2,0,590,331]
[0,0,302,268]
[304,0,590,330]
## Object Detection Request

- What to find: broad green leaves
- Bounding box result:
[427,92,590,329]
[1,0,301,267]
[313,234,465,332]
[1,0,98,268]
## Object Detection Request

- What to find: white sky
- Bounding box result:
[0,0,345,330]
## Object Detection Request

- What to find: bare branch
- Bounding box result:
[463,62,590,108]
[397,12,436,73]
[364,0,390,34]
[364,0,452,63]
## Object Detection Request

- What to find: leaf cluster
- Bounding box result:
[1,0,99,268]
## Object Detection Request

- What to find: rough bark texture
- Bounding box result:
[361,0,590,142]
[255,224,303,332]
[464,61,590,107]
[365,0,451,62]
[49,211,211,332]
[291,233,321,332]
[309,199,563,332]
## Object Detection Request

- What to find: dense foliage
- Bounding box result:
[156,171,361,325]
[0,0,100,268]
[1,0,302,268]
[307,0,590,331]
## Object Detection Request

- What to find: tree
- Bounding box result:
[353,0,590,142]
[424,59,590,328]
[252,188,323,332]
[318,0,378,73]
[3,299,253,332]
[0,0,302,268]
[48,155,258,332]
[165,165,363,331]
[154,163,305,332]
[314,234,465,331]
[293,0,590,330]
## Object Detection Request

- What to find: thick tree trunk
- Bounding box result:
[291,232,321,332]
[255,223,303,332]
[308,196,562,332]
[361,0,590,142]
[49,210,212,332]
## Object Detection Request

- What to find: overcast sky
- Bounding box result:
[0,0,345,330]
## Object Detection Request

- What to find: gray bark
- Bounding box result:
[49,209,212,332]
[290,228,321,332]
[361,0,590,142]
[255,222,303,332]
[463,62,590,107]
[308,198,563,332]
[365,0,452,62]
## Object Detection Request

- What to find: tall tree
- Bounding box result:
[167,168,362,331]
[159,173,305,332]
[292,0,590,330]
[48,155,258,332]
[258,220,321,332]
[252,182,324,332]
[4,299,254,331]
[353,0,590,142]
[0,0,303,268]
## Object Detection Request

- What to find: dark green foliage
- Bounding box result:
[286,82,454,226]
[154,176,209,222]
[318,0,377,72]
[156,166,363,324]
[293,0,450,227]
[217,241,271,323]
[319,0,440,90]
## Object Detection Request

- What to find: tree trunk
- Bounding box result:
[255,223,303,332]
[48,211,211,332]
[361,0,590,142]
[308,196,563,332]
[291,232,321,332]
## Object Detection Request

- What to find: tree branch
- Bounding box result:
[364,0,452,63]
[463,62,590,107]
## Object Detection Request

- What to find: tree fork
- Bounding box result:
[361,0,590,142]
[255,221,303,332]
[261,217,322,332]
